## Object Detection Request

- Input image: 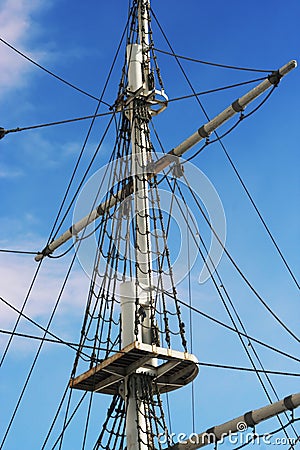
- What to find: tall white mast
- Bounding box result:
[121,1,154,448]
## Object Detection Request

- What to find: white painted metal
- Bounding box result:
[127,44,143,92]
[125,375,148,450]
[120,281,141,346]
[124,2,153,449]
[34,60,297,262]
[167,392,300,450]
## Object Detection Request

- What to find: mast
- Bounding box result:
[122,1,153,448]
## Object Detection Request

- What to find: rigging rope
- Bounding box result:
[1,328,299,378]
[0,37,109,105]
[0,248,38,255]
[153,46,273,73]
[181,171,300,343]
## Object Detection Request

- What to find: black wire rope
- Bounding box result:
[2,110,116,136]
[217,138,300,291]
[181,171,300,344]
[0,37,109,105]
[81,392,94,450]
[0,248,38,255]
[153,47,273,73]
[163,292,300,364]
[1,77,268,139]
[151,10,299,345]
[167,77,267,103]
[1,327,299,377]
[0,298,91,359]
[59,389,74,450]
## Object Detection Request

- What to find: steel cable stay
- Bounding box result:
[153,47,274,73]
[0,248,38,255]
[81,391,94,450]
[216,136,300,291]
[48,392,88,450]
[0,76,268,138]
[41,383,70,450]
[0,260,43,368]
[57,382,74,450]
[0,37,110,106]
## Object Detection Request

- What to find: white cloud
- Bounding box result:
[0,0,47,92]
[0,237,91,355]
[0,164,23,178]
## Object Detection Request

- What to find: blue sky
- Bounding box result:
[0,0,299,449]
